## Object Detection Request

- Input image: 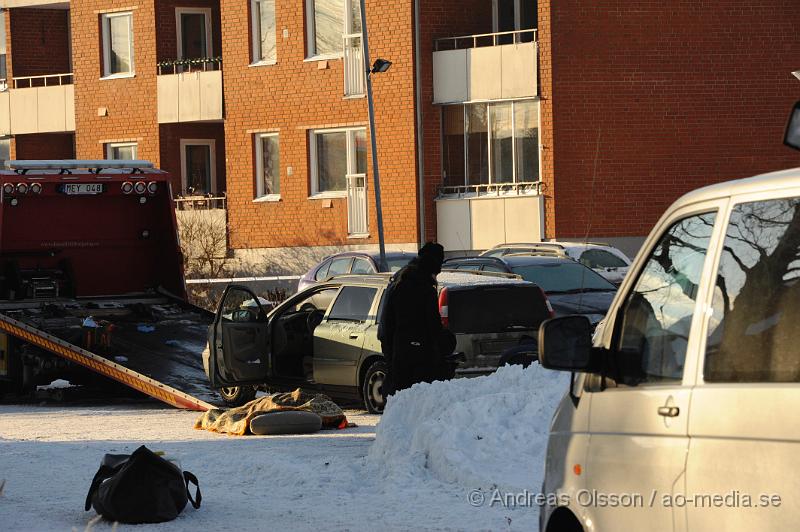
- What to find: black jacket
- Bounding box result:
[378,260,444,393]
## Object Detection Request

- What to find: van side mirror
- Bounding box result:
[784,100,800,151]
[538,315,594,371]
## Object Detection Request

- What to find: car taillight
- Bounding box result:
[2,183,14,194]
[121,181,134,194]
[16,183,28,194]
[147,181,158,194]
[29,182,42,194]
[539,286,555,318]
[438,287,449,328]
[133,181,147,194]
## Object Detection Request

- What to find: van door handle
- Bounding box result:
[657,406,680,417]
[349,333,361,340]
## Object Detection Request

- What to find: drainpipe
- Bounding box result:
[413,0,426,246]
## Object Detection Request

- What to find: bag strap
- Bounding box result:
[84,464,120,511]
[183,471,202,509]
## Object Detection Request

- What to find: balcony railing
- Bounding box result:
[157,57,222,75]
[10,72,74,89]
[343,33,365,97]
[432,29,538,104]
[174,194,227,211]
[437,181,543,199]
[157,58,223,124]
[0,72,75,135]
[435,29,538,51]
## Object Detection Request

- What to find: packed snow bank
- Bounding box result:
[368,363,569,493]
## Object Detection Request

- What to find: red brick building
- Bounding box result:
[0,0,798,269]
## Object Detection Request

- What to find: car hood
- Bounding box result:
[546,291,616,324]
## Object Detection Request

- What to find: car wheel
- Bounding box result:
[218,385,257,407]
[362,360,387,414]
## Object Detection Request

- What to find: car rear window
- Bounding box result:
[446,284,550,334]
[511,262,616,293]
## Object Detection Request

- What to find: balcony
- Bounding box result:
[0,73,75,135]
[432,29,538,104]
[157,58,223,124]
[435,182,544,252]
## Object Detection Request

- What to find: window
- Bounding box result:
[0,11,7,81]
[327,257,353,276]
[351,258,374,274]
[705,198,800,383]
[580,250,628,269]
[251,0,276,63]
[314,260,331,281]
[328,286,377,322]
[0,138,10,165]
[176,8,212,60]
[307,0,361,58]
[101,12,134,77]
[106,142,137,160]
[180,140,216,195]
[255,133,280,199]
[615,212,717,386]
[443,100,540,188]
[493,0,537,43]
[310,127,367,196]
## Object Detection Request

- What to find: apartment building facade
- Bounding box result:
[0,1,797,269]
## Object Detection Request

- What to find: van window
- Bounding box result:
[616,212,717,386]
[327,286,378,322]
[705,197,800,382]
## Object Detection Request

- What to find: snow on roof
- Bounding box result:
[437,271,529,287]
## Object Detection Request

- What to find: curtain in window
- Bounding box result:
[109,15,132,74]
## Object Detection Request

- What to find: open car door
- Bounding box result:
[209,285,270,388]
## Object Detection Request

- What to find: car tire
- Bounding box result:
[361,360,387,414]
[218,385,257,407]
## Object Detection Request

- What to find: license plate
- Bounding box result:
[59,183,105,195]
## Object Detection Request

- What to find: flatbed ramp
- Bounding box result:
[0,297,218,410]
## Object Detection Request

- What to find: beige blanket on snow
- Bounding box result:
[194,388,347,435]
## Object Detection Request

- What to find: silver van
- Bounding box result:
[537,168,800,531]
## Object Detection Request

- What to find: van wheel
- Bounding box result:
[362,360,387,414]
[218,385,257,407]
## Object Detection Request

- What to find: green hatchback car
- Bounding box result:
[203,271,551,413]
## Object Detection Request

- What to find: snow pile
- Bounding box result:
[368,364,569,493]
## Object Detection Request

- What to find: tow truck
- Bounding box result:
[0,160,216,410]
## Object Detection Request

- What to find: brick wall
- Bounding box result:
[221,0,419,250]
[159,122,226,194]
[8,8,71,79]
[549,1,800,238]
[14,133,75,160]
[417,0,494,242]
[70,1,161,166]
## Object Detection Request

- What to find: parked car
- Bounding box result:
[297,251,414,292]
[537,168,800,531]
[204,270,551,413]
[444,255,617,326]
[481,241,632,284]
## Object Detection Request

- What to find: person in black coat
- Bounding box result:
[378,242,447,396]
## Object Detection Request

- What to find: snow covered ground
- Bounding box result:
[0,364,568,531]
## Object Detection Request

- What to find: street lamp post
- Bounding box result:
[358,0,390,271]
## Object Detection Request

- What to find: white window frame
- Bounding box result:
[305,0,360,60]
[101,11,135,79]
[254,133,281,202]
[180,139,217,195]
[250,0,277,66]
[105,142,138,160]
[309,126,366,199]
[175,7,213,60]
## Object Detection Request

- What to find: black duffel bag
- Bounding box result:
[85,445,201,524]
